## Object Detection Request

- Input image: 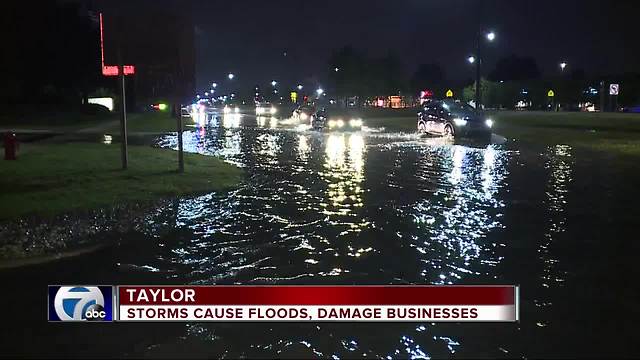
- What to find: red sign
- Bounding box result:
[100,13,135,76]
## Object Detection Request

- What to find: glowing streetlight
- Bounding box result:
[334,67,340,72]
[486,31,496,41]
[204,92,209,96]
[467,56,476,64]
[297,84,303,90]
[560,62,568,71]
[212,82,217,88]
[271,80,277,87]
[316,88,324,96]
[228,73,234,80]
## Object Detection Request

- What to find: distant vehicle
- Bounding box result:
[255,102,277,116]
[223,104,240,114]
[622,105,640,113]
[417,100,492,139]
[310,107,363,131]
[292,104,316,121]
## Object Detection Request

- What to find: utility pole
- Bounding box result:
[475,28,482,113]
[176,102,184,173]
[118,47,128,170]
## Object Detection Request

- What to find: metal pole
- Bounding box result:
[118,48,128,170]
[474,1,483,113]
[177,103,184,173]
[599,81,606,112]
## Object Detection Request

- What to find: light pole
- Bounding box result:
[473,30,495,112]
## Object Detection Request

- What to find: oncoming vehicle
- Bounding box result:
[255,102,277,116]
[310,108,363,131]
[223,104,240,114]
[292,104,316,122]
[417,100,492,139]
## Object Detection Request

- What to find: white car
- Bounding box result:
[256,102,277,116]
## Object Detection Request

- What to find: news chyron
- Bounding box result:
[48,286,114,322]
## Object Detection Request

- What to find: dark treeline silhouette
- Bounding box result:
[0,1,101,108]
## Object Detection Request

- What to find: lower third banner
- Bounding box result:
[117,285,519,322]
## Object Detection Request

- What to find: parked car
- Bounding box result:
[417,100,492,139]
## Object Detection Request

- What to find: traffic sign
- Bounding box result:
[446,89,454,98]
[547,90,555,97]
[609,84,620,96]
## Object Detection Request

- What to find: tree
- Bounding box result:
[488,55,541,82]
[328,46,368,101]
[411,63,446,94]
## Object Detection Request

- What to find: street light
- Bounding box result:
[316,88,324,96]
[560,62,567,71]
[334,67,340,72]
[212,82,217,88]
[228,73,234,80]
[271,80,277,87]
[471,30,497,112]
[297,84,303,90]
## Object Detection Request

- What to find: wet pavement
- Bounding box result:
[1,111,639,358]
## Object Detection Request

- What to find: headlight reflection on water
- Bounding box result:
[321,134,369,243]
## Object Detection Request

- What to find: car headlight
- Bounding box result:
[235,107,240,113]
[270,107,277,114]
[485,118,493,128]
[328,120,337,128]
[336,119,344,128]
[453,118,467,126]
[223,106,231,114]
[300,113,308,120]
[349,118,362,127]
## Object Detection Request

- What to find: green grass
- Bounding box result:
[352,108,640,156]
[0,112,116,131]
[489,111,640,156]
[0,143,242,220]
[103,111,192,133]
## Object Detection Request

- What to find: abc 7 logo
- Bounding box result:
[54,286,106,321]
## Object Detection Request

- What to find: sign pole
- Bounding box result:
[118,47,128,170]
[177,103,184,173]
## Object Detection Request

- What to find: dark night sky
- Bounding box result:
[117,0,640,92]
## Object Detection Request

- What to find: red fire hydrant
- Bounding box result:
[3,132,18,160]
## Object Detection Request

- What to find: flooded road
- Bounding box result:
[2,111,639,358]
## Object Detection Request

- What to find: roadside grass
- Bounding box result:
[0,111,116,131]
[0,143,242,220]
[352,108,640,156]
[0,110,190,134]
[104,111,192,133]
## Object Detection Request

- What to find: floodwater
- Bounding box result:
[1,111,639,358]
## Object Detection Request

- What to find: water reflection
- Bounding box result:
[223,113,241,128]
[150,127,517,358]
[409,144,508,284]
[536,144,573,323]
[321,134,366,217]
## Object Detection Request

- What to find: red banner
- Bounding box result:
[119,285,515,306]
